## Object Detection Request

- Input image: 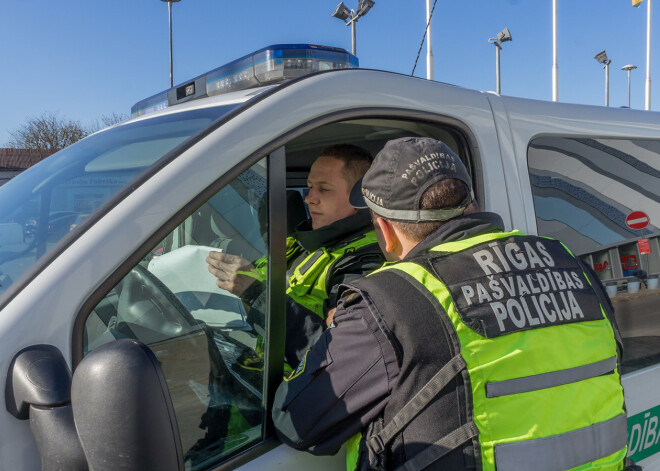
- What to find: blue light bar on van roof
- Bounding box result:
[131,44,358,117]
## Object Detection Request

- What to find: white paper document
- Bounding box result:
[148,245,250,330]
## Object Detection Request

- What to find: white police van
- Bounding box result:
[1,43,659,470]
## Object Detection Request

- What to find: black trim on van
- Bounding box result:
[264,146,287,437]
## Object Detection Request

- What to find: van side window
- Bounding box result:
[81,158,269,469]
[528,137,660,373]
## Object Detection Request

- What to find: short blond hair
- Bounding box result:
[319,144,372,190]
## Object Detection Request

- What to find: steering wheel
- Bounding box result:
[114,264,201,344]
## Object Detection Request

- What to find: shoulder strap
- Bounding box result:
[320,230,380,292]
[367,354,469,457]
[291,231,379,291]
[397,422,479,471]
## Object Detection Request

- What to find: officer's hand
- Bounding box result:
[207,251,256,296]
[325,308,337,328]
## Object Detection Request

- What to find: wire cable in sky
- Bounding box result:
[411,0,439,77]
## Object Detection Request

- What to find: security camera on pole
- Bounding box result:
[488,28,512,95]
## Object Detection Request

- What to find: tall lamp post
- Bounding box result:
[161,0,181,88]
[622,64,638,108]
[488,28,512,94]
[594,50,612,107]
[331,0,375,56]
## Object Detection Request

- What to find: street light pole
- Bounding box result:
[332,1,375,57]
[495,43,501,94]
[488,28,512,95]
[605,61,610,107]
[160,0,181,88]
[350,18,357,55]
[594,50,611,107]
[168,1,173,87]
[622,65,638,108]
[426,0,434,81]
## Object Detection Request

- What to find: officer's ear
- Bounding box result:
[375,217,400,256]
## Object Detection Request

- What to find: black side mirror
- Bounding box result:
[71,339,184,471]
[5,340,183,471]
[5,344,87,470]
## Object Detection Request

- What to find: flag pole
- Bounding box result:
[646,0,652,110]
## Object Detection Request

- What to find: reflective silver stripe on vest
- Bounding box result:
[494,413,627,471]
[486,356,617,398]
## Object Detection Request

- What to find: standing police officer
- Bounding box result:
[272,137,628,470]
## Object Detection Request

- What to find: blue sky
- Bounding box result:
[1,1,656,145]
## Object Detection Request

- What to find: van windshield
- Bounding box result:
[0,105,236,296]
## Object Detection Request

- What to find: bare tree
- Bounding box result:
[100,112,129,127]
[88,112,129,134]
[6,112,88,151]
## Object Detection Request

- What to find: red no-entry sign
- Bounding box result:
[626,211,650,230]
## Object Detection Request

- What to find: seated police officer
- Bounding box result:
[272,137,628,471]
[207,144,385,367]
